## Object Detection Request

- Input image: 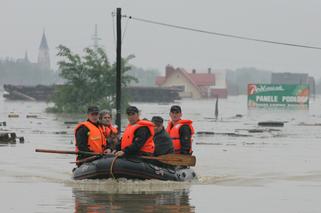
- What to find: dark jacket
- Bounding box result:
[115,126,152,156]
[153,127,174,156]
[179,125,192,155]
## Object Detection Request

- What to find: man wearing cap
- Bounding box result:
[115,106,155,157]
[99,110,118,153]
[74,106,106,163]
[166,105,195,155]
[151,116,174,156]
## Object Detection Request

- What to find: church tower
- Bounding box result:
[37,31,50,70]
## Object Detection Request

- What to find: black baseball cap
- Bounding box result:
[87,106,99,114]
[126,106,139,114]
[170,105,181,113]
[151,116,164,125]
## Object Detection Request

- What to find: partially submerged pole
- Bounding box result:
[215,96,219,121]
[115,8,122,133]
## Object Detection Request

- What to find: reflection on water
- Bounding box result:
[66,178,194,193]
[73,188,194,213]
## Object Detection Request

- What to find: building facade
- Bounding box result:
[156,65,227,99]
[271,72,315,96]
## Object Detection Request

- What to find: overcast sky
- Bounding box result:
[1,0,321,78]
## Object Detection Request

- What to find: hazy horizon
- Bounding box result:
[1,0,321,78]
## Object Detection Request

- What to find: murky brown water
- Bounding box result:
[1,92,321,212]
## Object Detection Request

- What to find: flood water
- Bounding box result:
[1,92,321,213]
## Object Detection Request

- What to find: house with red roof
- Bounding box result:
[155,65,227,99]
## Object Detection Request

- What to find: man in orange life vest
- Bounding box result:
[114,106,155,157]
[99,110,118,153]
[74,106,106,162]
[166,105,195,155]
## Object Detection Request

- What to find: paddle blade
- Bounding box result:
[142,154,196,166]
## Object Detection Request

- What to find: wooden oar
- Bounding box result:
[35,148,100,156]
[70,154,116,164]
[71,155,102,164]
[35,149,196,167]
[140,154,196,167]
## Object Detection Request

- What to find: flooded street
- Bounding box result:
[1,92,321,212]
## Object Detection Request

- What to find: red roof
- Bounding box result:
[175,68,215,88]
[156,66,215,87]
[186,72,215,86]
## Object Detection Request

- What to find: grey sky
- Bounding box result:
[1,0,321,78]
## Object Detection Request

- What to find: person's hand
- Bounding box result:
[104,149,112,154]
[111,150,117,154]
[115,150,125,157]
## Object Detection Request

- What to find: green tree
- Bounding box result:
[51,45,137,113]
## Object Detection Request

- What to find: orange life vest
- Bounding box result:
[166,119,195,154]
[121,120,155,154]
[74,121,106,154]
[99,124,118,138]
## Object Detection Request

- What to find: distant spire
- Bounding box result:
[39,30,49,49]
[37,29,50,70]
[92,24,101,49]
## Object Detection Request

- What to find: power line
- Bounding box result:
[112,12,130,48]
[122,17,130,43]
[126,15,321,50]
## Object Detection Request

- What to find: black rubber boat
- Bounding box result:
[73,155,197,181]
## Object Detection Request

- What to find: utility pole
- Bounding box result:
[115,8,122,133]
[91,24,101,49]
[215,96,219,121]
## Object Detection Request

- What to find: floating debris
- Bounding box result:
[247,129,264,133]
[196,142,222,145]
[64,121,79,125]
[8,113,19,118]
[221,133,251,137]
[297,122,321,126]
[18,137,24,143]
[258,121,284,127]
[242,142,255,145]
[32,130,46,134]
[197,131,214,135]
[26,114,38,118]
[0,132,24,144]
[53,131,68,135]
[31,130,68,135]
[196,131,251,137]
[235,128,281,133]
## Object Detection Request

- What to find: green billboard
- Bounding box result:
[248,84,309,109]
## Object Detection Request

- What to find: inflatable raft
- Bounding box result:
[73,155,196,181]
